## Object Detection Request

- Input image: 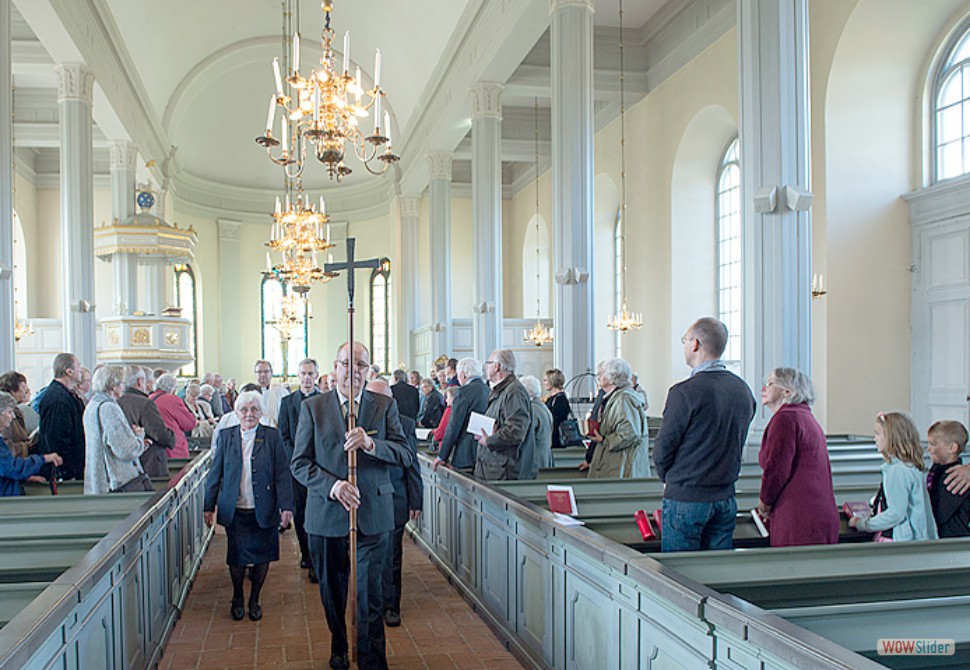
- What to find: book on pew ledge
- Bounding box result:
[634,510,656,540]
[842,501,872,519]
[750,508,769,538]
[546,485,578,516]
[551,512,585,526]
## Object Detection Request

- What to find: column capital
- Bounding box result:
[469,82,504,121]
[217,219,241,240]
[109,141,138,171]
[426,152,453,181]
[54,63,95,105]
[549,0,594,15]
[399,193,422,219]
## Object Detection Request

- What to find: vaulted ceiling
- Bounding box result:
[9,0,731,215]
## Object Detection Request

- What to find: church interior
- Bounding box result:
[3,0,970,668]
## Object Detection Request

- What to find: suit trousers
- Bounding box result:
[291,476,310,561]
[309,531,389,670]
[382,522,406,613]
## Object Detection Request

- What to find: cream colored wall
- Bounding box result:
[13,172,40,316]
[450,196,474,318]
[506,172,553,318]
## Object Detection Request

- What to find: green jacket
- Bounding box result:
[589,387,649,479]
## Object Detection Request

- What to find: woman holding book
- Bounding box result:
[587,358,649,479]
[757,368,839,546]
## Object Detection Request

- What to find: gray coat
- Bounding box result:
[83,393,146,494]
[474,375,533,481]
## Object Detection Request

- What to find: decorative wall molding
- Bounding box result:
[109,140,138,171]
[548,0,595,16]
[903,175,970,226]
[469,82,504,121]
[427,151,453,181]
[216,219,241,241]
[399,193,423,219]
[53,63,95,104]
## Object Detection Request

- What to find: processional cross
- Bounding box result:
[324,237,381,666]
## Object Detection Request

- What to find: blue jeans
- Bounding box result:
[661,497,737,552]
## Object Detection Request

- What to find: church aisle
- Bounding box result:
[159,526,527,670]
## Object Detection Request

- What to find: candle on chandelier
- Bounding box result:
[326,224,331,243]
[313,89,320,124]
[272,58,283,96]
[343,31,350,73]
[355,66,361,92]
[292,33,300,72]
[266,252,272,271]
[275,196,281,215]
[319,196,326,215]
[265,94,276,134]
[374,49,381,88]
[374,94,381,134]
[384,111,392,147]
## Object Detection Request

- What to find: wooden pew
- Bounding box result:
[20,457,196,496]
[0,494,154,541]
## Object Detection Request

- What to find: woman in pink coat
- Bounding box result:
[757,367,839,547]
[151,373,197,459]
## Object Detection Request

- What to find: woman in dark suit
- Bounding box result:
[543,369,571,449]
[204,391,293,621]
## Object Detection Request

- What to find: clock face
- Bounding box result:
[136,191,155,209]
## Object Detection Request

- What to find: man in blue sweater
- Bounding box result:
[653,317,756,552]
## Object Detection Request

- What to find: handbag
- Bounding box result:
[558,417,585,447]
[96,401,155,494]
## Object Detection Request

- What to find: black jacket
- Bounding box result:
[389,414,424,527]
[928,462,970,538]
[438,377,488,469]
[417,389,445,428]
[37,380,85,480]
[391,381,419,420]
[278,388,320,458]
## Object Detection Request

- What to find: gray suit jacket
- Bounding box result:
[291,389,412,537]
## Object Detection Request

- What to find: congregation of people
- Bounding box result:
[3,315,970,669]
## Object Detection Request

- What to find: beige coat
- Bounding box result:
[588,387,649,479]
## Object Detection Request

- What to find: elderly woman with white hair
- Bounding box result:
[519,376,554,477]
[185,383,216,439]
[150,373,197,459]
[83,366,151,494]
[587,358,649,479]
[204,391,293,621]
[757,367,839,547]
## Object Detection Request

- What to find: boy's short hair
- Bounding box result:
[928,420,969,452]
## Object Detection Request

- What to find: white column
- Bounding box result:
[55,63,97,366]
[141,261,166,315]
[469,83,504,361]
[399,193,423,364]
[109,140,138,315]
[550,0,595,381]
[427,151,454,357]
[738,0,813,439]
[217,220,242,373]
[0,0,14,370]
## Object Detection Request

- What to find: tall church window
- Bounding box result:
[613,210,624,357]
[173,264,198,377]
[934,24,970,181]
[716,138,742,365]
[370,259,391,373]
[261,276,308,378]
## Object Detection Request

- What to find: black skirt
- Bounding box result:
[225,508,279,566]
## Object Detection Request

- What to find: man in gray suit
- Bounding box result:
[291,342,411,670]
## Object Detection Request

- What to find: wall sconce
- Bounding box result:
[812,273,827,300]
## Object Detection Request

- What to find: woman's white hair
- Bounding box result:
[234,390,263,412]
[155,373,178,394]
[92,366,125,394]
[599,358,632,388]
[769,367,816,405]
[520,375,542,400]
[199,384,215,397]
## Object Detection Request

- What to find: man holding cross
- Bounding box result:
[291,341,411,670]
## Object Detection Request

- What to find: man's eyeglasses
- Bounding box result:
[337,360,370,371]
[484,360,496,366]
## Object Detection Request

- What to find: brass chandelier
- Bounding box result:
[264,183,337,294]
[524,97,552,348]
[255,0,399,181]
[606,0,643,334]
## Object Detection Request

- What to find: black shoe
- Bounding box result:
[231,598,245,621]
[308,566,319,584]
[248,602,262,621]
[329,653,349,669]
[300,557,311,569]
[383,609,401,627]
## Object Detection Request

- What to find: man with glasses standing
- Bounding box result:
[473,349,533,481]
[291,342,411,670]
[253,360,289,425]
[652,317,756,552]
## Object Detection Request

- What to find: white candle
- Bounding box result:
[272,58,283,96]
[320,196,326,215]
[275,196,281,215]
[292,33,300,72]
[328,252,333,264]
[280,116,288,154]
[265,94,276,134]
[374,48,381,88]
[384,111,392,146]
[266,252,272,270]
[355,66,361,92]
[313,88,320,123]
[326,224,331,243]
[343,31,350,73]
[374,95,381,134]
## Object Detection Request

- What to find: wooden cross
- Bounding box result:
[324,236,381,666]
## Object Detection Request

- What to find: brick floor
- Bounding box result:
[159,526,527,670]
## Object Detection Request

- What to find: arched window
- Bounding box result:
[261,277,309,379]
[613,210,624,357]
[521,215,550,318]
[173,264,198,377]
[716,138,742,365]
[370,258,391,373]
[934,24,970,181]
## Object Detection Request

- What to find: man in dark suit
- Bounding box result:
[366,378,422,627]
[277,358,321,583]
[291,342,412,670]
[37,352,85,480]
[433,357,488,472]
[390,369,419,420]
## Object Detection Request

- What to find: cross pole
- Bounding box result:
[324,237,381,666]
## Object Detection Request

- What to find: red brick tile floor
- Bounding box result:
[160,525,528,670]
